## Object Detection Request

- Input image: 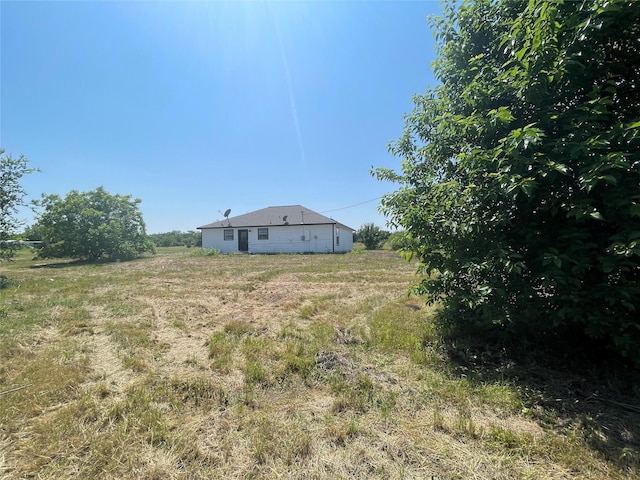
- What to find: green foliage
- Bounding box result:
[21,223,42,241]
[374,0,640,365]
[0,150,37,261]
[188,246,220,257]
[355,223,390,250]
[34,186,155,261]
[385,230,418,252]
[148,230,201,247]
[0,275,14,290]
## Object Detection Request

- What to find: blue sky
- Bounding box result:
[1,1,442,234]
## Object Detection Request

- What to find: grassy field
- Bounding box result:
[1,247,638,479]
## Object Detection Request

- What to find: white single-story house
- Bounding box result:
[197,205,354,254]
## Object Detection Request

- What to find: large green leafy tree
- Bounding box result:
[375,0,640,364]
[1,150,36,261]
[35,187,155,261]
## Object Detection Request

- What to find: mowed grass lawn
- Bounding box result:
[1,247,638,479]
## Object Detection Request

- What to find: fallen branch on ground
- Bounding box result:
[0,384,33,396]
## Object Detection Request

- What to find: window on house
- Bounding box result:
[258,228,269,240]
[336,235,340,246]
[224,229,234,241]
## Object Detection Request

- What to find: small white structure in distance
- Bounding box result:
[197,205,354,254]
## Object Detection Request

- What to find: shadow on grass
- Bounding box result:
[29,259,108,269]
[442,334,640,473]
[29,257,146,269]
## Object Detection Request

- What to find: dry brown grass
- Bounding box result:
[0,248,638,479]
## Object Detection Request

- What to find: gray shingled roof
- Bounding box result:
[197,205,353,230]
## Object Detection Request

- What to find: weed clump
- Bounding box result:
[0,275,14,290]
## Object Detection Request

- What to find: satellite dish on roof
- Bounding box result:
[218,208,232,226]
[282,215,288,222]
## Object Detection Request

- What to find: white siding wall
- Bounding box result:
[334,223,353,253]
[201,228,238,253]
[201,224,353,253]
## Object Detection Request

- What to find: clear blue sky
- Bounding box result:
[1,1,442,234]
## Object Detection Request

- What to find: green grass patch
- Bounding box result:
[105,320,154,350]
[207,331,236,372]
[223,319,259,337]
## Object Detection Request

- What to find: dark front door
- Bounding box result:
[238,229,249,252]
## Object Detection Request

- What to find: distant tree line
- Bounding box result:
[353,223,421,252]
[353,223,389,250]
[148,230,202,248]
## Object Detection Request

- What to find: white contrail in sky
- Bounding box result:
[270,8,307,165]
